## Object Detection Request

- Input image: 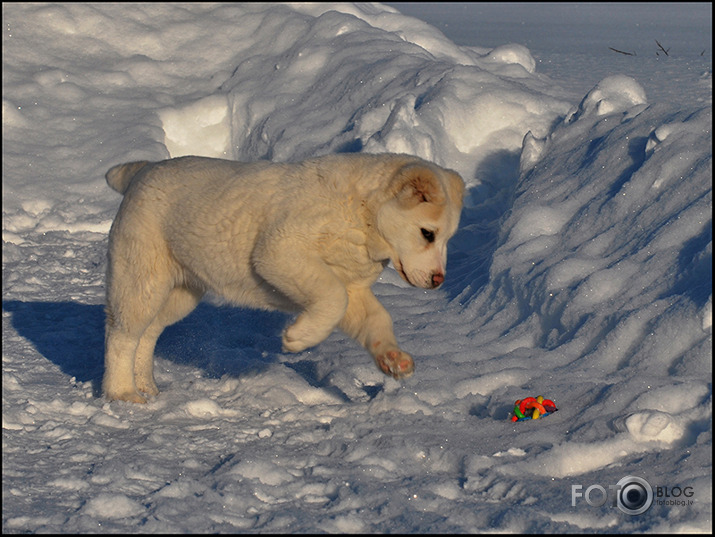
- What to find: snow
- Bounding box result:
[2,2,711,533]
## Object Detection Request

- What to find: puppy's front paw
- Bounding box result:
[374,348,414,379]
[282,330,309,353]
[282,316,334,353]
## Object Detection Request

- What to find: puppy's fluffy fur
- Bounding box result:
[103,154,464,402]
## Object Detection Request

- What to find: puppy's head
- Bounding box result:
[376,161,464,289]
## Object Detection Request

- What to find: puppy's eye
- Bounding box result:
[420,228,435,243]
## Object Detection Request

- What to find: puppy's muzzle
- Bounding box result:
[431,272,444,288]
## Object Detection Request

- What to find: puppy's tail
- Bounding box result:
[106,161,150,194]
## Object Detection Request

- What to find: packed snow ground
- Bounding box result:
[2,2,712,533]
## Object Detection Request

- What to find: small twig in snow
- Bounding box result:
[609,47,636,56]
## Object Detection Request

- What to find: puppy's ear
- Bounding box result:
[446,170,466,205]
[392,164,445,206]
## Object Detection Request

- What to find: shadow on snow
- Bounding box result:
[2,299,290,398]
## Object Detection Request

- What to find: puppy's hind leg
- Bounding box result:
[133,286,204,396]
[104,323,150,403]
[103,246,176,403]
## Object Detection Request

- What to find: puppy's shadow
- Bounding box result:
[3,300,105,393]
[2,300,289,397]
[157,302,288,378]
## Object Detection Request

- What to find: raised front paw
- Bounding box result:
[282,314,336,353]
[282,329,310,353]
[374,348,414,379]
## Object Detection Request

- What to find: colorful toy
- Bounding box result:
[511,395,557,422]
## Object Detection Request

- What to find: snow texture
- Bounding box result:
[2,2,712,533]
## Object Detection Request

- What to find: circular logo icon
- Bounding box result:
[616,476,653,515]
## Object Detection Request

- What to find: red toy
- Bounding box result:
[511,395,557,422]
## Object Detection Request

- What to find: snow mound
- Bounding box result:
[567,74,648,122]
[486,44,537,73]
[81,493,144,519]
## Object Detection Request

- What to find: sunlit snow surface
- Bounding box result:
[2,3,711,533]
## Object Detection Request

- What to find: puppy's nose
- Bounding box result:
[431,272,444,288]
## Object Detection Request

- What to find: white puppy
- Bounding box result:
[103,153,464,402]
